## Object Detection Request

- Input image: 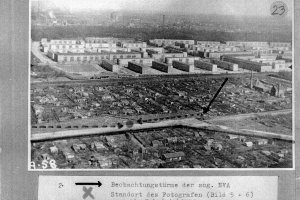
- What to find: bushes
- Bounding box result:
[31,65,54,73]
[277,71,292,81]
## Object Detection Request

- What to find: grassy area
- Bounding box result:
[253,113,292,131]
[278,71,292,81]
[210,113,292,135]
[269,71,292,81]
[31,65,66,80]
[58,64,98,73]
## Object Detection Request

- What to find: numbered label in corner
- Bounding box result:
[270,1,288,17]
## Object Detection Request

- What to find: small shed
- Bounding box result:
[161,152,185,162]
[255,139,268,145]
[244,141,253,147]
[91,141,107,151]
[49,146,58,154]
[62,150,75,161]
[261,150,271,156]
[72,143,87,153]
[151,140,163,148]
[227,134,239,140]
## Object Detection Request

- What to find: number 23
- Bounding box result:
[272,5,285,15]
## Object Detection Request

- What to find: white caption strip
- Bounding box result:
[38,176,277,200]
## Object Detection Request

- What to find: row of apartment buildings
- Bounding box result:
[149,39,291,48]
[41,38,147,54]
[38,38,291,74]
[50,51,142,63]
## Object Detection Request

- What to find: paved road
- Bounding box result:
[31,41,56,64]
[31,116,293,142]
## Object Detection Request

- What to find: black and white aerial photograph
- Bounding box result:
[29,0,293,169]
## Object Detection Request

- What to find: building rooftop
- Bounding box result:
[55,51,141,56]
[50,38,83,41]
[128,61,147,68]
[211,51,253,54]
[163,152,185,159]
[152,60,168,66]
[223,55,272,66]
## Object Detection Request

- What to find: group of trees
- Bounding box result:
[31,25,292,43]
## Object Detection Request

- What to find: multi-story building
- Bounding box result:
[101,60,119,72]
[53,52,141,64]
[117,58,154,66]
[225,41,269,47]
[165,57,200,64]
[250,49,274,56]
[250,59,287,72]
[85,37,116,43]
[269,42,292,48]
[172,60,194,72]
[222,55,273,72]
[46,50,56,60]
[197,41,221,46]
[42,38,121,54]
[85,43,117,49]
[49,39,80,45]
[120,42,147,49]
[48,43,85,53]
[149,39,195,46]
[150,52,188,61]
[207,51,253,59]
[152,61,172,73]
[128,62,148,74]
[194,60,218,72]
[41,38,48,45]
[210,59,238,71]
[40,39,86,53]
[140,47,164,54]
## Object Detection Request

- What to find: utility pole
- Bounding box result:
[163,14,166,39]
[250,69,253,89]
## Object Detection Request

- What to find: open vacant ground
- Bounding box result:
[207,113,292,136]
[57,64,99,73]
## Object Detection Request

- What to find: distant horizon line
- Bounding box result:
[32,8,293,20]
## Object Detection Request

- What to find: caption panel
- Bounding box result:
[38,176,277,200]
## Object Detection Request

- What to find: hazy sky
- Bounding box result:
[37,0,293,17]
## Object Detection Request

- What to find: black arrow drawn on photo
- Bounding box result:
[75,181,102,187]
[203,77,228,114]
